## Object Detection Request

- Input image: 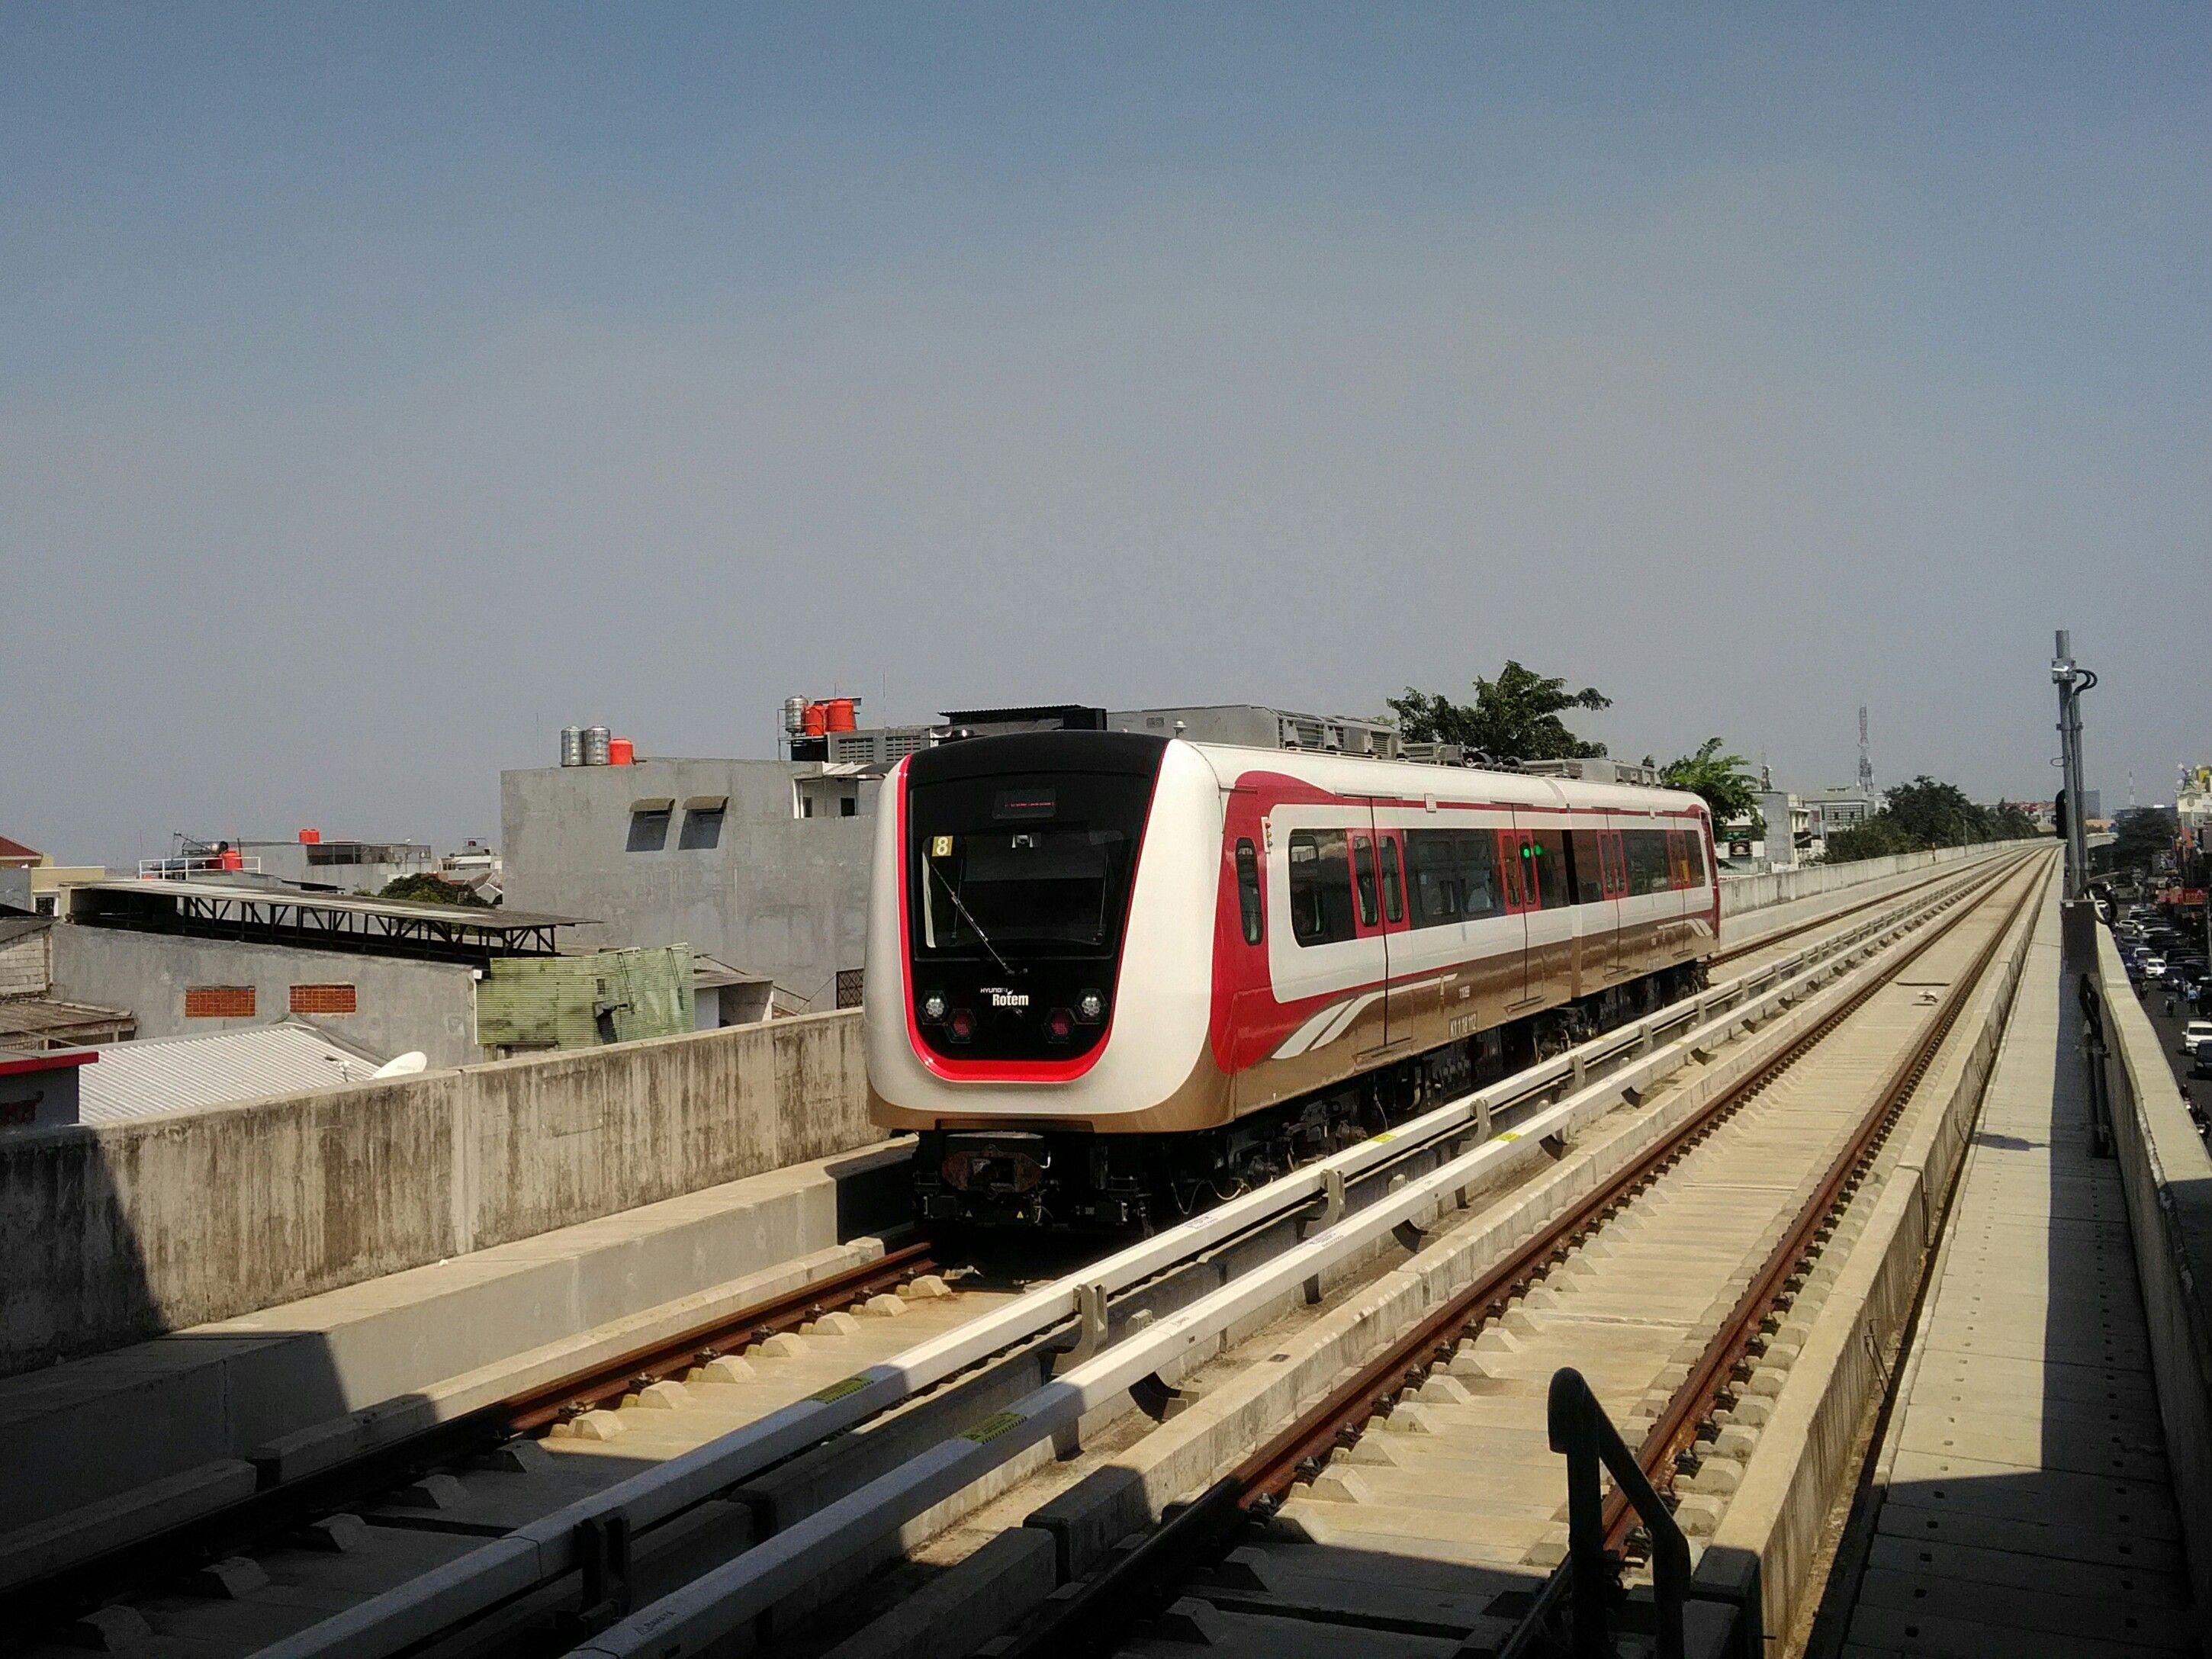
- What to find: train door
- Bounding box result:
[1570,827,1612,986]
[1347,821,1392,1057]
[1374,825,1410,1048]
[1498,827,1539,1006]
[1606,830,1630,969]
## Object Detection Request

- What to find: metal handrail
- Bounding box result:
[1549,1366,1691,1659]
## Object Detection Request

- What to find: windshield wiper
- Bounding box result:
[928,861,1021,981]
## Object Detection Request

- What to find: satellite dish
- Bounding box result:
[370,1051,429,1079]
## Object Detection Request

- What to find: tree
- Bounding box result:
[1989,800,2040,841]
[380,873,492,908]
[1818,815,1924,863]
[1883,776,1991,847]
[1387,661,1611,764]
[1661,738,1760,825]
[2111,807,2178,875]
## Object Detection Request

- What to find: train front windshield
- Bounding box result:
[906,768,1156,1060]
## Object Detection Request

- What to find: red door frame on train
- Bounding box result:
[1499,827,1540,1005]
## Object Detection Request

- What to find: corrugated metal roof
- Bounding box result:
[74,1023,391,1124]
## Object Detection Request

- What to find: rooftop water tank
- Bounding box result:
[561,725,585,767]
[608,737,635,766]
[584,725,612,766]
[824,696,861,733]
[783,696,810,736]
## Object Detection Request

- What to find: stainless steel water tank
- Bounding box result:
[584,725,612,766]
[560,725,585,767]
[783,695,810,736]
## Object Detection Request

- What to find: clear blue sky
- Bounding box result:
[4,5,2204,862]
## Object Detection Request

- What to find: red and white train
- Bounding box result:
[864,731,1719,1228]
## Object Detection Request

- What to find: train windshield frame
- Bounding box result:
[908,771,1155,963]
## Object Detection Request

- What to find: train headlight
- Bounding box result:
[1077,990,1105,1024]
[921,993,947,1023]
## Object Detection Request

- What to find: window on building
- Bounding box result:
[185,985,255,1018]
[1236,839,1264,945]
[1287,830,1356,946]
[627,805,672,851]
[841,796,857,818]
[679,803,726,850]
[290,984,358,1014]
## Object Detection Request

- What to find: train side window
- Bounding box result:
[1404,829,1460,926]
[1459,831,1501,919]
[1352,836,1379,928]
[1380,837,1404,924]
[1499,834,1525,909]
[1529,831,1567,909]
[1681,830,1705,886]
[1288,830,1357,946]
[1568,830,1606,904]
[1625,830,1670,895]
[1235,839,1265,946]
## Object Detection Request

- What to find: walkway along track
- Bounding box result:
[983,853,2053,1659]
[5,851,2031,1658]
[540,855,2042,1659]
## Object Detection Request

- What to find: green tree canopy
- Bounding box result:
[1989,800,2040,841]
[1883,776,1992,847]
[1818,815,1924,863]
[1661,738,1760,825]
[2111,806,2178,873]
[379,873,493,908]
[1387,661,1610,764]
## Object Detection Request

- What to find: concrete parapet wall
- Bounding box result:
[0,1008,881,1376]
[1716,841,2021,918]
[2095,928,2212,1625]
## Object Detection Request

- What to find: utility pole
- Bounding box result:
[2053,630,2095,901]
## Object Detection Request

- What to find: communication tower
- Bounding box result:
[1857,706,1873,797]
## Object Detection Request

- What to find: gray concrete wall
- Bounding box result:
[49,924,482,1069]
[0,923,51,998]
[501,757,876,1011]
[1716,839,2024,918]
[2095,928,2212,1624]
[0,1006,879,1376]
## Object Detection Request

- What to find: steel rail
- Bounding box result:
[986,853,2047,1659]
[1,1246,937,1638]
[558,858,2038,1659]
[1602,854,2047,1557]
[1708,850,2005,969]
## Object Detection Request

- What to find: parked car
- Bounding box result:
[2181,1021,2212,1059]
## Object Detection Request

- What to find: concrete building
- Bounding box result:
[501,756,879,1014]
[50,879,580,1069]
[0,1047,91,1130]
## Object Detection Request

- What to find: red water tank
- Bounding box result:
[218,846,243,871]
[297,828,321,845]
[801,703,828,738]
[608,737,635,766]
[824,697,860,733]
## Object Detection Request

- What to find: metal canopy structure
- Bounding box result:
[69,879,583,966]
